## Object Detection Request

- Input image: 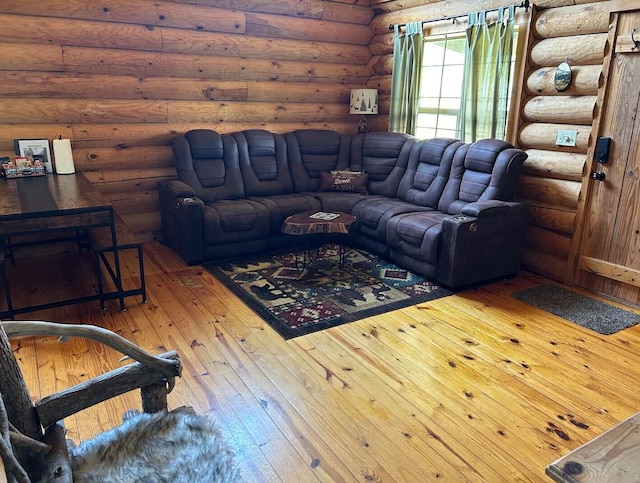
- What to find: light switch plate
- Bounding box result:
[556,130,578,147]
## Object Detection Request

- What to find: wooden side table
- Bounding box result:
[281,210,357,269]
[546,411,640,482]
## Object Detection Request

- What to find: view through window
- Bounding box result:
[416,29,519,141]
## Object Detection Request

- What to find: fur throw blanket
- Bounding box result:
[68,407,237,483]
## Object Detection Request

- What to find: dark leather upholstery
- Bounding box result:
[234,130,321,244]
[350,132,416,197]
[387,139,529,287]
[160,128,529,289]
[286,129,351,193]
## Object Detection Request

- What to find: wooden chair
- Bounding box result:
[0,321,182,483]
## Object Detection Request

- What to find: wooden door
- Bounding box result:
[576,11,640,305]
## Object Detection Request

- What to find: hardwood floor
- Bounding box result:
[5,241,640,482]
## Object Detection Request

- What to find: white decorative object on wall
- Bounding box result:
[349,89,378,115]
[349,89,378,133]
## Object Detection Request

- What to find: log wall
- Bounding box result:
[0,0,615,284]
[0,0,375,238]
[370,0,611,283]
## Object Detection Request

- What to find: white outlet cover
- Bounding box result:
[556,130,578,147]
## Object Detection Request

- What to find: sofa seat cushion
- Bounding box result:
[203,199,270,245]
[314,191,371,214]
[352,197,433,243]
[386,211,448,266]
[249,193,322,234]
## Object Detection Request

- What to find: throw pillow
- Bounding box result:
[319,170,368,194]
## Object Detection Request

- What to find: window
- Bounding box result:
[416,34,466,140]
[415,27,520,141]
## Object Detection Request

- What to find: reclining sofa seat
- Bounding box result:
[159,129,271,264]
[234,129,352,251]
[386,138,529,288]
[347,132,417,255]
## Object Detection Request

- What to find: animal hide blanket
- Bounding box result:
[69,407,237,483]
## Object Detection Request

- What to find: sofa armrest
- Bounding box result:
[436,202,529,289]
[160,179,196,198]
[158,180,204,265]
[461,200,510,217]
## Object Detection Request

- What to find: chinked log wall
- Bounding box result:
[369,0,611,283]
[0,0,375,238]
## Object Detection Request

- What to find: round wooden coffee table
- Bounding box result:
[282,210,357,269]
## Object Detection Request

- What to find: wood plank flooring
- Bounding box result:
[5,241,640,482]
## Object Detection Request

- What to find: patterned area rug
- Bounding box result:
[205,245,452,339]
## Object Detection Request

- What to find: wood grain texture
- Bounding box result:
[0,0,619,287]
[8,241,640,482]
[546,412,640,482]
[519,123,592,153]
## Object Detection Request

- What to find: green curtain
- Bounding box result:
[459,6,515,142]
[389,22,424,134]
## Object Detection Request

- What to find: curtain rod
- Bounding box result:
[388,0,530,31]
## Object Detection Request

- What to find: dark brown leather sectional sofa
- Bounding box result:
[159,129,528,290]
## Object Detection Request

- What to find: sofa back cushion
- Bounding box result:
[285,129,351,192]
[438,138,528,214]
[171,129,244,202]
[350,132,416,197]
[396,138,464,208]
[233,129,293,197]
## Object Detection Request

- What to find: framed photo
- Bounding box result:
[14,138,53,173]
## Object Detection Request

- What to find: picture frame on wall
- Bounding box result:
[14,138,53,173]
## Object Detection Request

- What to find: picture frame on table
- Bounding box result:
[13,138,53,173]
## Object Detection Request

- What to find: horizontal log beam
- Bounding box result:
[0,72,248,101]
[73,146,174,171]
[0,99,168,124]
[166,101,350,124]
[369,0,531,35]
[526,65,601,97]
[519,123,591,152]
[0,124,73,151]
[161,28,372,65]
[0,14,164,51]
[530,33,607,67]
[244,12,372,45]
[61,47,370,83]
[528,204,576,234]
[522,248,567,282]
[523,96,597,124]
[522,149,586,182]
[83,167,176,184]
[162,0,324,19]
[526,225,572,258]
[0,42,63,72]
[0,1,244,33]
[517,175,581,209]
[0,72,358,105]
[533,3,610,39]
[107,190,159,215]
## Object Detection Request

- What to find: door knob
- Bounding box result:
[591,171,606,181]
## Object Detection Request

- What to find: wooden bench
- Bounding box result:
[546,411,640,482]
[88,213,146,311]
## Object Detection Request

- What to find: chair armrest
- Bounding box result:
[35,351,180,428]
[436,202,529,289]
[158,180,205,265]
